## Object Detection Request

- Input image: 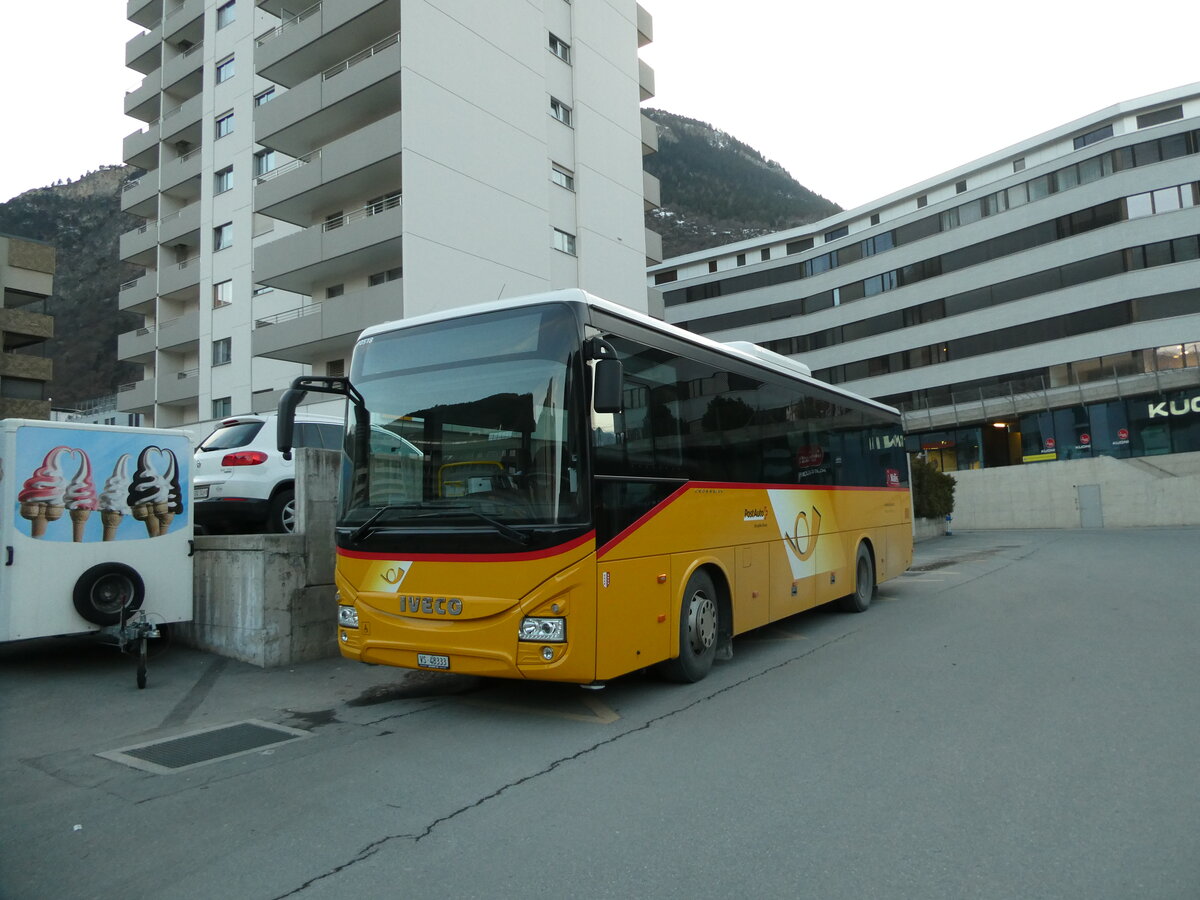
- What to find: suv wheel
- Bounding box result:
[269,487,296,533]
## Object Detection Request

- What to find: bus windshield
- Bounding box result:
[343,304,585,532]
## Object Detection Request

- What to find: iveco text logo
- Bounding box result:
[399,596,464,616]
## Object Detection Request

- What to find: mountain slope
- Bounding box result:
[643,109,841,259]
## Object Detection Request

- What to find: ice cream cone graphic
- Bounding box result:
[64,451,98,543]
[18,447,71,539]
[100,454,132,542]
[128,447,180,538]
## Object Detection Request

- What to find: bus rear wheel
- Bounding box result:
[659,570,719,683]
[839,543,875,613]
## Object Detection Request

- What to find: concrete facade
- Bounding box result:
[0,234,55,420]
[118,0,660,431]
[949,450,1200,530]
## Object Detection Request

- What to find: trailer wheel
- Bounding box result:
[73,563,145,627]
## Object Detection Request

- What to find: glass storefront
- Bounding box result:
[914,387,1200,468]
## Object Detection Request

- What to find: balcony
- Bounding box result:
[123,124,159,171]
[639,59,654,102]
[160,92,202,146]
[120,221,159,267]
[636,3,652,47]
[159,255,201,297]
[0,352,53,381]
[156,309,200,351]
[162,0,203,45]
[118,325,157,363]
[116,378,155,414]
[254,33,401,157]
[645,228,662,265]
[126,22,162,75]
[162,40,204,99]
[252,281,401,364]
[128,0,163,29]
[158,202,201,249]
[121,175,158,218]
[643,171,661,211]
[160,146,202,200]
[124,73,161,122]
[255,0,401,88]
[641,113,658,155]
[159,368,199,405]
[254,196,403,294]
[254,111,401,226]
[119,275,157,314]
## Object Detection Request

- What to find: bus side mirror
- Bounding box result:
[277,388,305,460]
[593,358,623,414]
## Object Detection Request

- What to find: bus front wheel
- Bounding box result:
[839,543,875,613]
[659,570,719,683]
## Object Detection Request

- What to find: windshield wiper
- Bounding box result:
[347,504,531,546]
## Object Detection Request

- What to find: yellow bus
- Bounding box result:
[278,290,911,684]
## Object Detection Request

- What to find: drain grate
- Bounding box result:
[99,719,312,774]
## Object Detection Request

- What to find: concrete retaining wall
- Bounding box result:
[176,448,341,667]
[949,450,1200,530]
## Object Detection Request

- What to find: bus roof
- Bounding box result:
[356,289,900,417]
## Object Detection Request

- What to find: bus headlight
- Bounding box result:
[338,605,359,628]
[519,617,565,642]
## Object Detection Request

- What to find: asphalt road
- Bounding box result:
[2,528,1198,899]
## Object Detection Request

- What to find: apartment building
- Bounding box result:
[119,0,660,427]
[650,83,1200,470]
[0,234,55,420]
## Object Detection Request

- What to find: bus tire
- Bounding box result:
[659,569,719,683]
[73,563,145,627]
[839,543,875,613]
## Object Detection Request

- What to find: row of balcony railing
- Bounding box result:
[256,0,322,46]
[323,194,401,231]
[323,32,398,81]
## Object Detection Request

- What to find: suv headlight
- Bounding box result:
[519,617,565,642]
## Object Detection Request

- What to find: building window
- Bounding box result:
[213,279,233,308]
[1073,124,1113,150]
[212,337,232,366]
[213,222,233,251]
[653,269,677,285]
[324,210,344,230]
[786,238,814,254]
[368,267,402,286]
[550,97,572,126]
[367,191,401,215]
[955,179,967,194]
[212,396,232,418]
[215,55,235,84]
[736,253,746,266]
[916,194,928,209]
[325,284,344,299]
[548,33,571,63]
[708,260,718,273]
[253,149,276,177]
[214,166,233,194]
[553,228,576,255]
[215,111,234,139]
[326,359,345,378]
[824,225,849,242]
[252,285,272,296]
[870,213,881,226]
[216,1,235,29]
[551,163,575,191]
[1137,105,1183,129]
[1013,157,1026,173]
[254,87,275,106]
[760,248,771,262]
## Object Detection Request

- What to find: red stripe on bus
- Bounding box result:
[337,530,596,563]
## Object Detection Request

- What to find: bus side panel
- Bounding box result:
[594,555,673,680]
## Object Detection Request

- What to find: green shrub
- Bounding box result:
[911,456,956,519]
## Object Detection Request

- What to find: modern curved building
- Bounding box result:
[650,83,1200,471]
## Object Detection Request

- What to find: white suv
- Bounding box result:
[193,412,343,534]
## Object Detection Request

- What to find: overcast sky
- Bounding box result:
[1,0,1196,207]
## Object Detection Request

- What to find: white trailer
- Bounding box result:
[0,420,193,664]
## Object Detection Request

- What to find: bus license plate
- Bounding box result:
[417,653,450,670]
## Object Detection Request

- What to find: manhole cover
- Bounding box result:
[98,719,312,774]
